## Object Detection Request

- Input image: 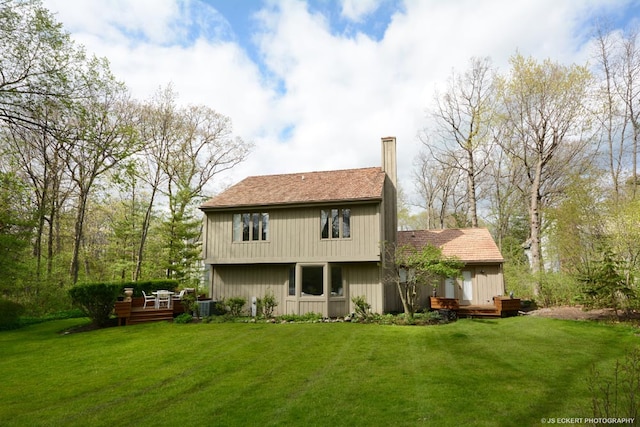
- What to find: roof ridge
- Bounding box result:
[243,166,382,180]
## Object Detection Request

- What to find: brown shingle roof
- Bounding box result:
[397,228,504,264]
[200,167,386,209]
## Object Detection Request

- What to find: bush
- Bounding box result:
[351,295,372,320]
[174,313,193,324]
[0,299,25,330]
[257,291,278,318]
[68,282,121,327]
[227,297,246,317]
[538,272,581,307]
[277,312,323,322]
[588,347,640,420]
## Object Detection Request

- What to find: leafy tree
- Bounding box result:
[63,58,139,284]
[0,0,75,126]
[497,54,595,288]
[0,172,34,294]
[579,249,635,317]
[386,243,463,319]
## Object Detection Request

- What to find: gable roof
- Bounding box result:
[397,228,504,264]
[200,167,386,210]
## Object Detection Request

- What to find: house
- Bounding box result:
[397,228,505,308]
[199,137,506,317]
[199,137,399,317]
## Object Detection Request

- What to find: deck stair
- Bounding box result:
[127,307,174,325]
[430,296,520,318]
[114,297,187,326]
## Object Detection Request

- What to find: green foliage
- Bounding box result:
[68,282,121,327]
[578,250,635,314]
[588,347,640,420]
[173,313,193,324]
[0,172,35,293]
[277,312,323,322]
[503,263,536,301]
[257,291,278,318]
[537,272,582,307]
[351,295,372,321]
[0,299,25,330]
[391,243,464,318]
[227,297,246,317]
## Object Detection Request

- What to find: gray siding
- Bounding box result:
[211,262,381,317]
[432,264,504,307]
[204,203,381,264]
[212,264,289,312]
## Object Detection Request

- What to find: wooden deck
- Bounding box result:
[430,296,521,318]
[114,297,187,325]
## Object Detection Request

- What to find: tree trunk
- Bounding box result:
[133,184,158,281]
[529,159,544,294]
[467,160,478,227]
[70,192,88,284]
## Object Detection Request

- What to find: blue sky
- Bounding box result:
[42,0,640,201]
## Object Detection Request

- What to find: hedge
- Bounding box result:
[0,299,25,330]
[68,282,122,327]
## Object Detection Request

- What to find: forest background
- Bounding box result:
[1,0,638,316]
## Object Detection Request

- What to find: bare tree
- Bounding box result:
[428,57,496,227]
[413,148,467,229]
[593,25,640,200]
[159,103,252,281]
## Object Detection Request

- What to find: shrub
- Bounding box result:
[174,313,193,324]
[351,295,372,320]
[214,299,229,316]
[277,312,323,322]
[538,272,581,307]
[227,297,246,317]
[257,291,278,318]
[588,347,640,420]
[68,282,121,327]
[0,299,25,330]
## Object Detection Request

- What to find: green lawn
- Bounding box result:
[0,317,637,427]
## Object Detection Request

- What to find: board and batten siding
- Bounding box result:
[346,263,384,314]
[203,203,382,264]
[431,264,504,306]
[211,264,289,312]
[212,262,381,317]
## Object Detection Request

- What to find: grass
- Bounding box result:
[0,316,638,427]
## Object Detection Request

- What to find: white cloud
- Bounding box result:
[340,0,382,22]
[41,0,623,202]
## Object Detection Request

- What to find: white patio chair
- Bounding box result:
[142,290,156,309]
[172,289,186,302]
[157,291,171,309]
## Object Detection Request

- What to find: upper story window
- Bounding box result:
[321,208,351,239]
[233,213,269,242]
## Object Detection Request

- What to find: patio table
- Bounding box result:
[152,290,174,309]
